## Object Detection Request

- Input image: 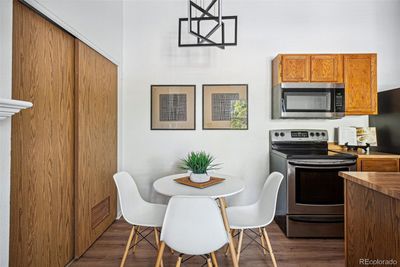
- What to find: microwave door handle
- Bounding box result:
[281,98,286,112]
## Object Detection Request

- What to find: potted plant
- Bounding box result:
[180,151,220,183]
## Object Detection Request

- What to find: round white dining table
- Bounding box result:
[153,173,245,198]
[153,173,245,267]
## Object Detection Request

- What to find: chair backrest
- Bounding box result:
[113,171,149,221]
[256,172,284,225]
[160,196,228,255]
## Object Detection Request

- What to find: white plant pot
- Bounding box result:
[189,172,211,183]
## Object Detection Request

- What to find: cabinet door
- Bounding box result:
[344,54,377,115]
[11,1,75,266]
[357,158,399,172]
[75,40,118,257]
[311,55,343,82]
[281,55,310,82]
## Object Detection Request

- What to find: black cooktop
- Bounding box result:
[271,149,358,160]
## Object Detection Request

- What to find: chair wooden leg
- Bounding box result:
[154,228,164,267]
[211,252,218,267]
[259,228,267,255]
[236,229,244,263]
[262,228,277,267]
[132,225,140,254]
[175,254,182,267]
[120,225,135,267]
[154,241,165,267]
[207,256,213,267]
[224,230,234,256]
[218,197,239,267]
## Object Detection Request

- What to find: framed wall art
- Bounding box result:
[202,84,248,130]
[151,85,196,130]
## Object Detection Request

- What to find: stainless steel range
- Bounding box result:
[269,129,357,238]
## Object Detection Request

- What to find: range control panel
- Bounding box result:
[270,129,328,142]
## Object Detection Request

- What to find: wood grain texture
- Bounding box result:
[310,54,343,82]
[71,219,345,267]
[75,40,118,257]
[272,55,282,87]
[339,172,400,200]
[344,54,377,115]
[10,1,75,266]
[357,158,399,172]
[281,55,310,82]
[345,180,400,266]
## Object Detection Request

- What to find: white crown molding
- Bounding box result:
[0,98,33,120]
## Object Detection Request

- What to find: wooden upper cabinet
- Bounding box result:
[344,54,377,115]
[281,55,310,82]
[310,54,343,82]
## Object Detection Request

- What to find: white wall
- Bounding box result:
[0,0,124,265]
[122,0,400,205]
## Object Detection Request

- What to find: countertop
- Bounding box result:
[328,144,400,158]
[339,172,400,200]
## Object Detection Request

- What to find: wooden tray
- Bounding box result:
[174,176,225,189]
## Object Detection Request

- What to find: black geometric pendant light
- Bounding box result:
[178,0,237,49]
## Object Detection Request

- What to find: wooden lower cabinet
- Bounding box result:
[345,180,400,266]
[357,158,400,172]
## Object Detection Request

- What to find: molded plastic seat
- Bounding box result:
[155,196,229,267]
[226,172,284,229]
[114,171,166,227]
[113,171,167,267]
[225,172,284,267]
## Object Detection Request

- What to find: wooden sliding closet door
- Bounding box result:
[74,40,118,257]
[10,1,75,266]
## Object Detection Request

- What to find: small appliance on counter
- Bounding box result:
[272,83,345,119]
[269,129,357,238]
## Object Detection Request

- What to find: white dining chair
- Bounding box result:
[154,196,229,267]
[226,172,284,267]
[113,171,167,267]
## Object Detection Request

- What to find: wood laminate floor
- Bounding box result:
[71,219,344,267]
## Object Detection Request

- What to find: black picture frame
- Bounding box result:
[202,84,248,130]
[151,85,196,130]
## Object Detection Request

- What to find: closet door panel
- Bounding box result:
[74,40,117,257]
[10,1,75,266]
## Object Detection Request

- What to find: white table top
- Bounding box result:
[153,173,245,198]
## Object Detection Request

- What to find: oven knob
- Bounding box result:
[316,132,320,137]
[310,132,314,137]
[280,132,285,137]
[274,132,279,137]
[321,132,326,137]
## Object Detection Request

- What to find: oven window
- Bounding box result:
[283,90,332,112]
[295,168,345,205]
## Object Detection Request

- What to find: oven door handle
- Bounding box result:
[288,160,357,168]
[289,215,344,224]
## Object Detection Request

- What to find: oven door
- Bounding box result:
[287,159,356,215]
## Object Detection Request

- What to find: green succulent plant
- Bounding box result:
[180,151,221,174]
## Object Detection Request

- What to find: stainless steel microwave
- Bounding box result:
[272,83,345,119]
